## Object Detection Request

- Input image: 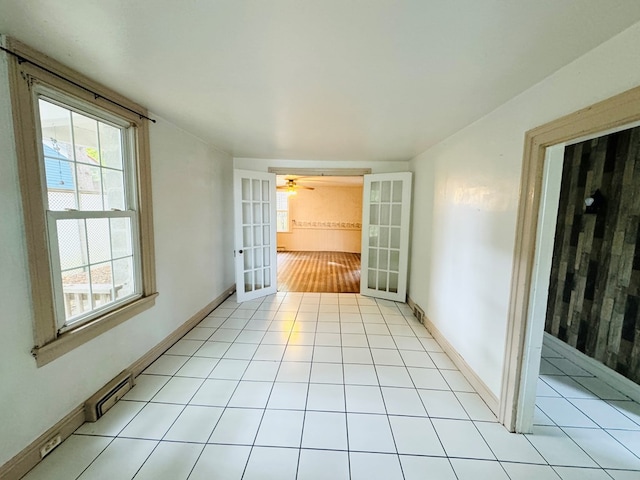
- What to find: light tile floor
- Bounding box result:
[22,293,640,479]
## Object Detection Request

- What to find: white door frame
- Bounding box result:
[499,85,640,432]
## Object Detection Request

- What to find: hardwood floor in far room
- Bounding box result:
[277,251,361,293]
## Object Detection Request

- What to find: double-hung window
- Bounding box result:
[276,191,290,232]
[5,37,157,365]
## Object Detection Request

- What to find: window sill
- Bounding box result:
[32,293,158,367]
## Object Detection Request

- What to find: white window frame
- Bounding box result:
[276,190,290,232]
[4,36,157,366]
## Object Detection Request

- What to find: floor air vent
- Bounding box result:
[84,371,134,422]
[413,304,426,325]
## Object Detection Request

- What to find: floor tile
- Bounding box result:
[227,380,273,408]
[165,339,205,356]
[418,389,469,419]
[429,352,457,369]
[242,360,280,382]
[344,364,379,385]
[501,461,561,479]
[174,356,219,378]
[276,361,311,382]
[301,411,348,450]
[607,429,640,457]
[188,444,250,480]
[347,413,396,453]
[525,426,599,467]
[208,408,263,445]
[563,427,640,470]
[474,421,545,464]
[456,392,497,421]
[371,348,404,366]
[553,466,615,479]
[195,341,231,358]
[399,350,435,368]
[573,377,630,401]
[253,344,286,361]
[381,387,427,416]
[390,416,445,456]
[132,441,203,480]
[297,449,349,480]
[349,452,403,480]
[254,409,304,447]
[151,376,204,404]
[307,383,345,411]
[550,358,593,376]
[393,336,424,351]
[22,434,112,480]
[407,367,449,390]
[569,398,639,429]
[400,455,456,479]
[440,369,474,392]
[432,418,494,459]
[243,446,299,480]
[375,365,414,387]
[163,405,223,443]
[183,326,216,341]
[209,359,250,380]
[190,378,238,406]
[367,335,397,349]
[143,354,188,375]
[310,362,344,383]
[342,347,373,364]
[267,382,308,410]
[450,458,509,480]
[223,342,259,360]
[76,437,157,480]
[541,375,597,399]
[123,374,170,401]
[76,400,145,437]
[537,397,598,427]
[119,403,184,440]
[313,345,343,363]
[345,385,386,414]
[609,400,640,426]
[341,333,369,347]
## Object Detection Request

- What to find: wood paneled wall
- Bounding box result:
[545,126,640,384]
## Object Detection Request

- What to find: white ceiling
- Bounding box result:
[2,1,640,162]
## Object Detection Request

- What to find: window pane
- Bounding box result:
[72,111,100,165]
[113,257,134,299]
[110,217,132,258]
[57,219,88,270]
[39,98,129,213]
[99,123,123,170]
[87,218,111,264]
[103,169,125,210]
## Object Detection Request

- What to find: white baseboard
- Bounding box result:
[407,297,499,415]
[544,332,640,403]
[0,285,235,480]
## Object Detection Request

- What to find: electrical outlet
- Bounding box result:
[40,434,62,458]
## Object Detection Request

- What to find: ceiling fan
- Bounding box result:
[276,178,315,195]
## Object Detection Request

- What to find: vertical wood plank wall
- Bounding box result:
[545,126,640,384]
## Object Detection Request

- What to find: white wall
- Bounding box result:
[0,53,235,465]
[408,22,640,398]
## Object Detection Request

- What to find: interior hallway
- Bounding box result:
[22,293,640,479]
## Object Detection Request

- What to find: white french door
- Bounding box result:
[233,170,277,302]
[360,172,412,302]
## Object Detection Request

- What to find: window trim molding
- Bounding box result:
[3,36,157,366]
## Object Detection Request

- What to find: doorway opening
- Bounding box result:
[275,174,364,293]
[501,85,640,433]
